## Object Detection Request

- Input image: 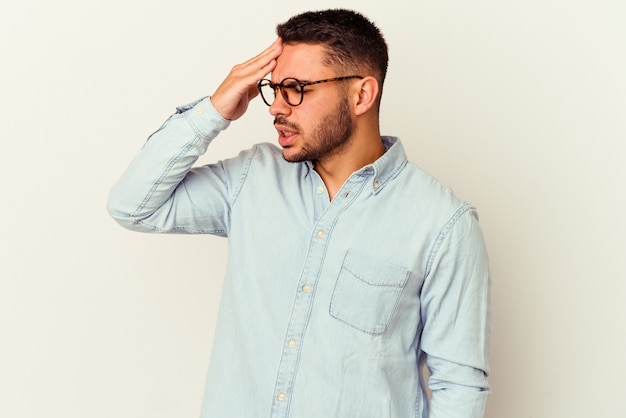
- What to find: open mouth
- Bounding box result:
[275,122,300,147]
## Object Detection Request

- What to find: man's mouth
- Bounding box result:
[274,119,300,147]
[277,129,298,147]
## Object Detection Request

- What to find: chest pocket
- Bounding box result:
[329,249,410,335]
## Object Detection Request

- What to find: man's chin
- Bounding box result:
[281,148,307,163]
[282,153,303,163]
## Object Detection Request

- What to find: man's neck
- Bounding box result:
[314,134,386,201]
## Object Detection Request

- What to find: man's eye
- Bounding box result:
[283,83,303,93]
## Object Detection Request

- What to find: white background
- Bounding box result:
[1,0,624,417]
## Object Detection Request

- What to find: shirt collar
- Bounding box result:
[302,136,408,193]
[356,136,407,194]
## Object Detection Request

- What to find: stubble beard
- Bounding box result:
[282,96,354,163]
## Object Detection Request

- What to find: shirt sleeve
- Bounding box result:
[420,205,491,418]
[107,97,248,236]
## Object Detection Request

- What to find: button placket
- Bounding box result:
[270,177,366,417]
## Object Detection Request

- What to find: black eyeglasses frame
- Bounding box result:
[257,75,364,107]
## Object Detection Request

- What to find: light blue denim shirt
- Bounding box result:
[108,97,491,418]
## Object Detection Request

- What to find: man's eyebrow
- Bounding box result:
[278,78,312,84]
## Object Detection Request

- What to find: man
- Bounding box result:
[108,9,491,418]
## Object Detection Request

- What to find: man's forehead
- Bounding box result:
[272,43,331,81]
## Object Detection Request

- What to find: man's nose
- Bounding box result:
[269,93,292,117]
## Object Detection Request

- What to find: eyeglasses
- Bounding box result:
[257,76,363,107]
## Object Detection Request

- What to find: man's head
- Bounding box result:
[276,9,388,108]
[265,9,388,165]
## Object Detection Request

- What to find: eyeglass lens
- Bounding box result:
[259,78,303,106]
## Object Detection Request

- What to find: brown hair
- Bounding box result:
[277,9,389,94]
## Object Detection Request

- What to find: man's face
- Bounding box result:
[268,43,355,163]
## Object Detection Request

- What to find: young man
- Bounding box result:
[108,9,491,418]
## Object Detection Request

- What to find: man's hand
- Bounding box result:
[210,38,283,121]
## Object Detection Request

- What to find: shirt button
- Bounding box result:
[317,230,325,239]
[302,285,312,293]
[373,181,380,190]
[288,339,296,348]
[196,108,204,115]
[278,393,287,401]
[317,186,324,194]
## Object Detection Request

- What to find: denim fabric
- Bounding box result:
[108,97,491,418]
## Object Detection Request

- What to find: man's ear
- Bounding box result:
[353,76,380,116]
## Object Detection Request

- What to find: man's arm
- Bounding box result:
[106,98,231,233]
[420,205,491,418]
[107,39,283,233]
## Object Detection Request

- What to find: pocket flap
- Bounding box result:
[330,250,410,334]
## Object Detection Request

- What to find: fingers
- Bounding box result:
[211,38,282,121]
[240,37,282,79]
